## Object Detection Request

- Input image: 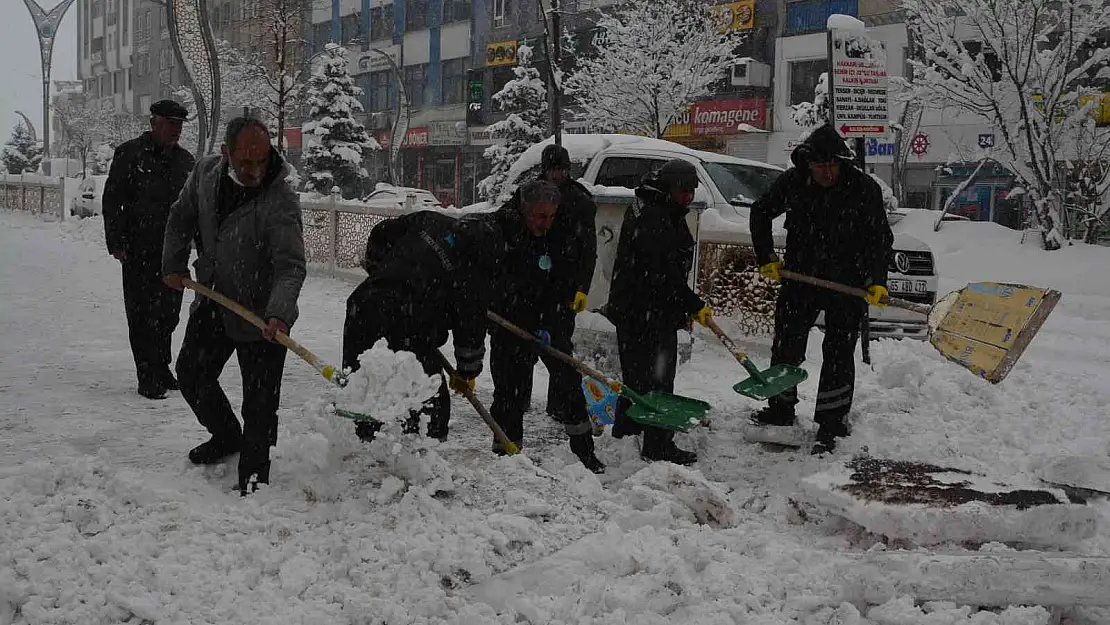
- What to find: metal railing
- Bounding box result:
[300,191,413,275]
[0,174,66,220]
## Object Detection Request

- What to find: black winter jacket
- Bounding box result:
[103,132,195,257]
[605,178,706,330]
[549,178,598,302]
[357,210,505,377]
[750,125,893,290]
[487,202,560,327]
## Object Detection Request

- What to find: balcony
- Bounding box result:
[785,0,859,36]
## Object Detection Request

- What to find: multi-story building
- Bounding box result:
[77,0,138,113]
[130,0,187,115]
[306,0,478,205]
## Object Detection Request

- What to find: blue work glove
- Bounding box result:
[534,330,552,347]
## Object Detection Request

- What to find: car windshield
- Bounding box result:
[703,161,780,207]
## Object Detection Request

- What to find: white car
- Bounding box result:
[360,183,443,211]
[69,175,107,218]
[506,134,938,340]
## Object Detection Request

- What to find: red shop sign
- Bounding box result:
[692,98,767,135]
[403,127,429,148]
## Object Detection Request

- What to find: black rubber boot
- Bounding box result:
[157,368,180,391]
[750,405,796,427]
[812,421,851,455]
[137,381,168,400]
[640,429,697,466]
[188,435,241,465]
[355,420,382,443]
[238,445,271,496]
[569,433,606,474]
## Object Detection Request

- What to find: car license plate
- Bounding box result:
[888,279,927,294]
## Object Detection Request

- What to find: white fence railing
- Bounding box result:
[0,174,66,220]
[300,192,412,275]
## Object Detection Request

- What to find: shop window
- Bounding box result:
[406,0,428,30]
[370,70,395,112]
[443,0,471,23]
[404,64,428,109]
[370,5,393,40]
[441,58,467,105]
[790,59,828,107]
[341,12,362,43]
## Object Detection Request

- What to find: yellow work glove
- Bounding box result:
[865,285,889,307]
[693,306,713,327]
[571,291,588,313]
[448,374,476,395]
[759,260,784,282]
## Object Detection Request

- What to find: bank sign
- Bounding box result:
[691,98,766,135]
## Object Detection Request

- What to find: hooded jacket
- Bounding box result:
[102,131,195,257]
[163,151,307,342]
[605,174,706,330]
[750,124,893,290]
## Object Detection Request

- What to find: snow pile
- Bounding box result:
[333,338,442,427]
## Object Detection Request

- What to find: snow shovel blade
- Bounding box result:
[332,407,383,425]
[733,364,809,401]
[625,390,711,432]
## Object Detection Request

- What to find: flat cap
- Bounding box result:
[150,99,189,121]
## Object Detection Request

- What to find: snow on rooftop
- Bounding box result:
[827,13,866,30]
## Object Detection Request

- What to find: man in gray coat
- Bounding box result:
[162,117,307,494]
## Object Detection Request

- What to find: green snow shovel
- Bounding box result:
[487,312,711,432]
[704,317,809,401]
[183,279,380,425]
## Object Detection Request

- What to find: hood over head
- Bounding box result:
[790,123,853,170]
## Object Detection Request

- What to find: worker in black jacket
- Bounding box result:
[605,159,713,466]
[342,209,499,443]
[749,123,894,454]
[537,145,600,461]
[102,99,195,400]
[487,179,606,473]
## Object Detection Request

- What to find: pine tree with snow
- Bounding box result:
[3,121,43,174]
[563,0,746,139]
[478,44,548,204]
[790,72,830,131]
[302,44,380,198]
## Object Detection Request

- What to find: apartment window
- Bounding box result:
[404,64,427,108]
[341,12,362,43]
[441,58,467,104]
[92,36,104,53]
[962,41,1003,82]
[121,0,128,43]
[790,59,828,107]
[107,32,115,50]
[312,22,331,54]
[442,0,471,23]
[91,0,103,18]
[489,66,513,101]
[492,0,510,27]
[370,70,395,111]
[370,5,393,40]
[99,75,109,97]
[406,0,427,30]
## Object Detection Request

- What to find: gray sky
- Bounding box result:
[1,1,78,144]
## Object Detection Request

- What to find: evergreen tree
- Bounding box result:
[3,121,43,174]
[302,44,379,197]
[478,44,548,204]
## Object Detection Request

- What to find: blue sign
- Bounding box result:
[978,133,995,149]
[866,138,896,158]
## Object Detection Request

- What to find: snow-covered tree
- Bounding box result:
[791,72,830,130]
[563,0,746,138]
[302,44,380,198]
[477,44,548,203]
[216,40,272,122]
[902,0,1110,248]
[1063,118,1110,243]
[3,121,43,174]
[55,93,146,172]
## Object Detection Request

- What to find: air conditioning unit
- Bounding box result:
[731,59,771,88]
[369,112,392,131]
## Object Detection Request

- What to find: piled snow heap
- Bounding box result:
[333,338,442,428]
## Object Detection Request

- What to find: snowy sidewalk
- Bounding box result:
[1,209,1109,624]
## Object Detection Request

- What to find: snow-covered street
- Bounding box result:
[2,207,1110,624]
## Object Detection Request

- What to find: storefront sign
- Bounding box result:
[357,47,399,74]
[428,120,467,146]
[866,138,895,160]
[663,107,693,139]
[711,0,755,33]
[485,40,518,67]
[829,27,890,138]
[403,127,429,149]
[468,126,494,146]
[692,98,766,135]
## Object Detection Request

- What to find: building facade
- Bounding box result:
[77,0,138,113]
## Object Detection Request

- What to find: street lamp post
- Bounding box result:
[19,0,78,164]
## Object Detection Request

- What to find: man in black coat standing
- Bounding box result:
[606,159,713,466]
[102,99,195,399]
[536,145,601,469]
[749,123,893,454]
[341,208,500,443]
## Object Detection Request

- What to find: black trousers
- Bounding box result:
[489,317,590,446]
[176,301,288,460]
[342,283,449,433]
[614,322,678,444]
[541,309,591,434]
[769,282,863,431]
[121,253,183,385]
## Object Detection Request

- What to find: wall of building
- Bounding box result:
[77,0,136,113]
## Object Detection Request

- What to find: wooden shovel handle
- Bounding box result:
[779,269,931,316]
[704,317,747,362]
[435,350,519,455]
[182,278,340,384]
[486,311,623,393]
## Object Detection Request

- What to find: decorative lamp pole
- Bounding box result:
[19,0,78,161]
[166,0,221,154]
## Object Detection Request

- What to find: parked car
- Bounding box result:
[505,134,938,340]
[69,175,106,218]
[360,183,443,211]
